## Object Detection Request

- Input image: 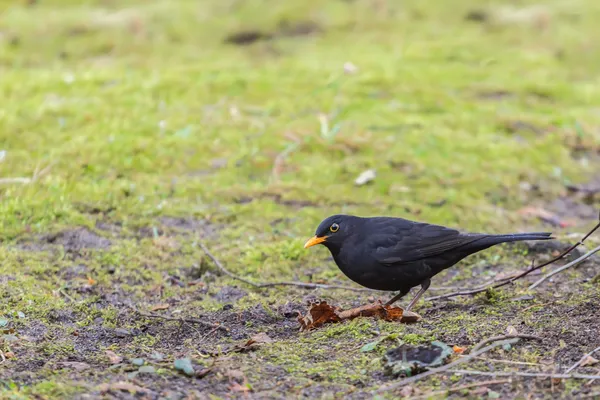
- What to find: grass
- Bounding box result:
[1,0,600,398]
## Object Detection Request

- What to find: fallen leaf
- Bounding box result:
[360,334,398,353]
[97,382,152,395]
[297,301,421,331]
[234,333,274,353]
[297,301,341,331]
[105,350,123,364]
[57,361,90,371]
[151,303,170,311]
[138,365,156,374]
[355,169,376,186]
[230,383,252,394]
[361,339,384,353]
[580,355,599,368]
[4,351,15,359]
[506,325,519,336]
[453,345,466,354]
[87,276,96,285]
[517,206,575,228]
[343,61,358,74]
[174,358,195,376]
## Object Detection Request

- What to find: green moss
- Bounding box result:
[0,0,598,397]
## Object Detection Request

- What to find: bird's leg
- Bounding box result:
[405,279,431,311]
[384,288,410,307]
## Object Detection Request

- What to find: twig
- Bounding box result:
[447,369,600,380]
[198,241,373,292]
[529,245,600,289]
[125,304,228,332]
[410,379,511,400]
[426,217,600,302]
[565,346,600,374]
[471,356,548,367]
[471,334,542,353]
[376,334,539,392]
[199,241,262,288]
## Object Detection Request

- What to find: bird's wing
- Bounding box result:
[369,220,486,266]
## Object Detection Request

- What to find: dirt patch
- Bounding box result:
[211,285,247,303]
[224,20,322,46]
[16,227,111,253]
[500,120,546,135]
[548,196,598,223]
[46,228,111,251]
[234,193,319,209]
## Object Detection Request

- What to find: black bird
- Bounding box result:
[304,215,553,311]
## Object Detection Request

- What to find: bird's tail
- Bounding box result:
[481,232,553,246]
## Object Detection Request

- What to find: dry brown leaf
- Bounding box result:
[4,351,15,359]
[237,332,273,352]
[517,206,575,228]
[297,300,421,331]
[453,345,466,354]
[230,382,252,394]
[297,301,341,331]
[151,303,170,311]
[580,355,599,368]
[105,350,123,364]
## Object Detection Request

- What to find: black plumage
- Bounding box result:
[304,214,553,310]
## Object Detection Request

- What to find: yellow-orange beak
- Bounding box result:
[304,235,326,249]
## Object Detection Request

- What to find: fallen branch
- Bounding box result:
[198,241,373,292]
[377,334,540,392]
[447,369,600,380]
[528,245,600,289]
[426,216,600,302]
[125,304,228,332]
[565,346,600,374]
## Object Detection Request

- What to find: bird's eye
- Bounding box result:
[330,223,339,233]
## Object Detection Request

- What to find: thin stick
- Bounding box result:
[198,241,373,292]
[529,245,600,289]
[426,218,600,302]
[565,346,600,374]
[376,334,539,392]
[471,334,542,353]
[410,379,511,400]
[471,356,548,367]
[447,369,600,380]
[125,304,228,332]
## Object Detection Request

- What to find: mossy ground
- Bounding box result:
[1,0,600,399]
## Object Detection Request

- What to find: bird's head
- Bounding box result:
[304,214,356,251]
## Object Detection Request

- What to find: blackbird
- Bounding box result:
[304,215,553,310]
